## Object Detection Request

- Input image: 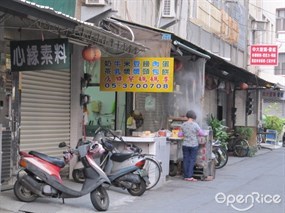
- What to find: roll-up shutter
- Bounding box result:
[20,70,71,157]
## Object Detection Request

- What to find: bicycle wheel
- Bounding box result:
[143,157,162,190]
[234,139,249,157]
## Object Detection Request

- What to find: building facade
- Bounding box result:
[79,0,281,129]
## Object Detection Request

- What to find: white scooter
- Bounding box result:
[72,127,149,196]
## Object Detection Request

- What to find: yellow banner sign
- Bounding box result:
[100,57,174,92]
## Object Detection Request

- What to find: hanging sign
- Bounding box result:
[10,38,70,71]
[250,44,278,66]
[100,57,174,92]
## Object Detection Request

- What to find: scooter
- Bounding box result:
[212,140,228,169]
[14,141,111,211]
[72,127,149,196]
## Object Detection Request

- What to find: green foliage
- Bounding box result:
[235,126,253,140]
[207,115,229,147]
[263,115,285,134]
[264,103,280,115]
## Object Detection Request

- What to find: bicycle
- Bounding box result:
[227,132,249,157]
[124,144,162,190]
[256,131,273,151]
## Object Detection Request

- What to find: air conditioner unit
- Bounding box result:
[252,20,267,31]
[85,0,106,5]
[162,0,176,18]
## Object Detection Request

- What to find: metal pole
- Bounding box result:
[0,124,2,192]
[245,91,248,127]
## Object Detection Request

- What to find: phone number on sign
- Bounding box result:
[104,83,170,89]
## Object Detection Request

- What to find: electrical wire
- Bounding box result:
[248,2,285,19]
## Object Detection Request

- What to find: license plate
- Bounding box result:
[139,169,150,185]
[138,169,148,177]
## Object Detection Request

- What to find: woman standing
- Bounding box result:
[181,110,206,182]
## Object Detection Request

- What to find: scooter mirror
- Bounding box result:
[59,142,67,148]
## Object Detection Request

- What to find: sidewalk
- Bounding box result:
[0,144,281,213]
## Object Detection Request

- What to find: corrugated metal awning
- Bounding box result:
[110,17,277,88]
[0,0,147,55]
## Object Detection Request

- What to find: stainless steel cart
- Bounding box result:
[168,137,183,176]
[193,134,216,181]
[167,117,187,176]
[167,131,215,180]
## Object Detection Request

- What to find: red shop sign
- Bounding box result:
[250,44,278,66]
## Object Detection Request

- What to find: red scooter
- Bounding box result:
[14,141,110,211]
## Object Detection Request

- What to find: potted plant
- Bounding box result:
[262,115,285,144]
[207,114,229,149]
[235,126,253,141]
[263,115,284,134]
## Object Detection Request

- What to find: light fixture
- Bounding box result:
[221,70,229,76]
[68,37,90,47]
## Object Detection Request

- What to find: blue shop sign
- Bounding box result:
[10,38,70,71]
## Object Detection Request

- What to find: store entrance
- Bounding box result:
[84,86,116,136]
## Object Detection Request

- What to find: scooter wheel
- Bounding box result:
[14,179,38,202]
[127,178,146,196]
[72,169,85,183]
[90,185,109,211]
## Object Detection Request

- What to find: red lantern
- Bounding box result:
[174,58,183,72]
[240,82,248,90]
[92,47,101,61]
[82,46,101,62]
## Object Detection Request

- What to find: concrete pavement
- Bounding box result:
[0,144,282,213]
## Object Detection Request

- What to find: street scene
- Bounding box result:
[1,0,285,213]
[0,146,284,213]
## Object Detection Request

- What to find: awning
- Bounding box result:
[0,0,147,55]
[258,72,285,90]
[169,35,274,88]
[204,53,274,88]
[110,17,276,88]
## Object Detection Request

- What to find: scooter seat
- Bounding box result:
[29,151,65,168]
[110,152,137,162]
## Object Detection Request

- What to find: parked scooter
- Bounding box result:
[14,141,111,211]
[72,127,149,196]
[212,140,228,169]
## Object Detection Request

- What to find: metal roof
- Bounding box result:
[0,0,147,55]
[110,17,276,88]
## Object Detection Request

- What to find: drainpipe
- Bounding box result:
[173,40,211,60]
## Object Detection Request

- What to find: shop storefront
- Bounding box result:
[108,18,274,131]
[102,18,210,130]
[0,0,145,190]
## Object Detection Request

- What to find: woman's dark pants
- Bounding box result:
[182,145,199,178]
